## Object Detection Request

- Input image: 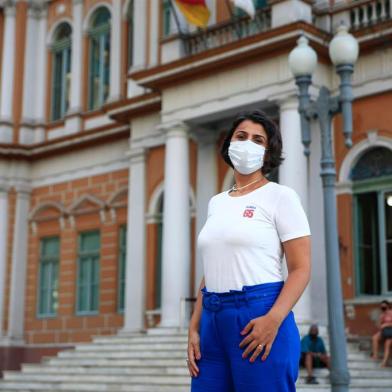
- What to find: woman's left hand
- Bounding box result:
[239,312,282,362]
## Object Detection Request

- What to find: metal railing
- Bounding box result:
[182,7,271,56]
[350,0,392,29]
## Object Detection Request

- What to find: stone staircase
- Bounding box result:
[0,328,391,392]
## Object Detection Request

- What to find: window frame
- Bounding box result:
[36,236,60,318]
[51,30,72,121]
[117,224,127,313]
[353,175,392,298]
[87,11,111,111]
[162,0,172,37]
[76,230,101,316]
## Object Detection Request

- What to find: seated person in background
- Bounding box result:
[300,324,330,385]
[371,300,392,367]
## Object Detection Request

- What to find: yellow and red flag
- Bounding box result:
[174,0,210,28]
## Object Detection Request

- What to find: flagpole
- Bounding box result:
[168,0,190,54]
[224,0,242,39]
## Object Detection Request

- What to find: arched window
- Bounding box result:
[351,147,392,296]
[88,7,111,110]
[51,23,72,121]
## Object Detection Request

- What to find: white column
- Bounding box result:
[191,128,219,296]
[20,3,47,144]
[0,183,9,338]
[108,0,122,102]
[0,4,16,143]
[34,5,48,142]
[65,0,84,134]
[7,183,31,344]
[121,147,147,333]
[279,98,312,324]
[127,0,147,97]
[149,0,159,68]
[159,122,191,327]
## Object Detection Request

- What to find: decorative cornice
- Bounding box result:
[28,0,48,19]
[13,181,32,195]
[155,121,191,138]
[126,147,146,164]
[105,92,161,124]
[1,0,16,17]
[0,124,129,161]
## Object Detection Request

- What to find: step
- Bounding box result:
[18,364,392,378]
[1,380,392,392]
[55,349,371,360]
[91,336,189,344]
[75,342,189,351]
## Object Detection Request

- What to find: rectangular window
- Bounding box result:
[37,237,60,317]
[88,33,110,110]
[76,231,100,314]
[355,192,381,295]
[118,225,127,313]
[51,46,71,121]
[354,188,392,296]
[384,191,392,291]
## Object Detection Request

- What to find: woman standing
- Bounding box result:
[187,109,312,391]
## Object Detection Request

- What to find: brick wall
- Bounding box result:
[24,169,128,344]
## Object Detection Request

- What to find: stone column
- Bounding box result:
[20,2,47,144]
[279,98,312,324]
[108,0,122,102]
[0,3,16,143]
[7,183,31,343]
[0,183,9,337]
[65,0,84,134]
[190,128,219,296]
[127,0,147,97]
[159,122,191,327]
[121,147,147,333]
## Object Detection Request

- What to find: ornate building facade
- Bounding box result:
[0,0,391,373]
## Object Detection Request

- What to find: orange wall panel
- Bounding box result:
[24,169,128,344]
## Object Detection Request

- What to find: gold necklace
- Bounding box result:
[231,177,264,192]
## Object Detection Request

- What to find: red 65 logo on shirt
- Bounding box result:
[243,206,256,218]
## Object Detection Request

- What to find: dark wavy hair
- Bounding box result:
[220,109,284,176]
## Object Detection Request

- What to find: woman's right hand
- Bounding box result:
[187,327,201,377]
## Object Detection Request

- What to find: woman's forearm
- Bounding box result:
[189,276,205,332]
[267,267,310,325]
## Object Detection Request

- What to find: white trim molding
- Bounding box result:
[46,18,73,47]
[337,131,392,195]
[82,1,112,33]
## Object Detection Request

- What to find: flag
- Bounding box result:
[230,0,256,19]
[174,0,210,28]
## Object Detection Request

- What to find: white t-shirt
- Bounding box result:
[197,181,311,293]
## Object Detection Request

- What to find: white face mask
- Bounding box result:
[228,139,266,175]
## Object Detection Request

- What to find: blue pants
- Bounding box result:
[191,281,300,392]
